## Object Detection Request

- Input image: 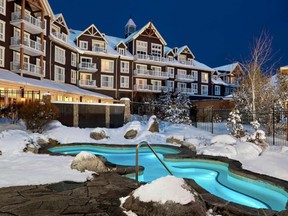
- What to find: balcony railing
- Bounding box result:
[178,59,194,66]
[10,61,43,77]
[134,69,169,79]
[51,31,67,42]
[135,54,167,63]
[78,62,97,72]
[10,37,42,56]
[92,45,107,53]
[175,74,195,82]
[79,79,96,87]
[134,84,163,92]
[176,88,196,95]
[11,11,42,34]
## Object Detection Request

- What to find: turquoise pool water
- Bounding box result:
[49,145,288,211]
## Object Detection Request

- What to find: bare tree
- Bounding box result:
[234,32,276,121]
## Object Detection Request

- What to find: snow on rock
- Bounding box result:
[234,142,262,160]
[133,175,195,205]
[211,134,236,145]
[200,143,237,158]
[73,151,96,161]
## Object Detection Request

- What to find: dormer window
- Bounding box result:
[79,40,88,50]
[179,54,186,61]
[118,48,125,55]
[92,40,106,52]
[168,56,174,62]
[136,40,147,55]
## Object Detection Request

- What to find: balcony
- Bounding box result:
[92,45,107,53]
[10,37,43,56]
[78,79,96,88]
[134,54,167,64]
[51,31,67,43]
[134,84,164,93]
[178,59,194,66]
[10,11,43,34]
[10,61,44,77]
[133,69,169,80]
[175,74,195,82]
[176,88,196,95]
[78,62,97,73]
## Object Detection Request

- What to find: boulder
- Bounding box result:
[71,151,109,173]
[166,136,184,145]
[147,116,159,133]
[23,143,39,154]
[124,129,138,139]
[90,130,107,140]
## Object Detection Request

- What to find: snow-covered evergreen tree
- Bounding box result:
[154,92,192,125]
[226,109,245,138]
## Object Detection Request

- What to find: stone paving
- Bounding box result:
[0,173,137,216]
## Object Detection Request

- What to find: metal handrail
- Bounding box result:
[135,141,173,185]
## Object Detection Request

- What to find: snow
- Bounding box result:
[133,175,195,205]
[1,117,288,198]
[214,62,239,73]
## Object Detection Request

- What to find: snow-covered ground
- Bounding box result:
[0,118,288,189]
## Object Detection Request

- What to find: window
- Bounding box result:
[178,69,186,75]
[215,86,221,95]
[177,82,186,89]
[120,76,129,88]
[136,40,147,55]
[168,56,174,62]
[167,67,174,78]
[0,46,4,67]
[151,43,162,57]
[201,72,209,83]
[178,54,186,61]
[136,64,147,71]
[36,37,46,54]
[223,76,230,84]
[0,20,5,42]
[225,87,230,95]
[118,48,125,55]
[191,70,198,81]
[166,80,174,92]
[55,46,65,64]
[71,70,77,83]
[44,19,47,35]
[120,61,129,73]
[201,85,208,95]
[54,65,65,82]
[36,59,46,76]
[101,75,114,88]
[71,53,77,67]
[101,59,114,72]
[92,40,105,52]
[0,0,6,15]
[151,80,162,91]
[192,83,198,94]
[79,40,88,50]
[151,66,161,72]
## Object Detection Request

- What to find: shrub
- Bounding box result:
[0,103,23,124]
[19,100,58,133]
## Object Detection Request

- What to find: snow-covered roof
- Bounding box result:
[214,62,239,73]
[164,46,174,55]
[0,69,112,99]
[175,45,195,59]
[125,18,136,27]
[105,35,127,48]
[212,76,229,85]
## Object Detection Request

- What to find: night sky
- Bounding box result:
[48,0,288,71]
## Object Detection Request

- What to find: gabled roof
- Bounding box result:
[38,0,54,18]
[75,24,108,44]
[53,13,69,34]
[124,21,167,45]
[164,46,175,56]
[175,45,195,59]
[125,18,136,28]
[214,62,240,73]
[105,35,127,49]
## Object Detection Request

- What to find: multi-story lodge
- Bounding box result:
[0,0,240,107]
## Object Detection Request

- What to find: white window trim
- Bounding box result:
[151,43,162,57]
[215,85,221,95]
[167,67,174,78]
[71,53,77,67]
[118,48,125,55]
[0,46,4,67]
[136,40,147,55]
[120,76,129,88]
[0,0,5,16]
[79,40,88,50]
[201,72,209,83]
[54,65,65,82]
[55,46,66,64]
[201,85,208,95]
[0,20,5,42]
[36,58,46,76]
[191,70,198,81]
[101,75,114,88]
[192,83,198,94]
[101,59,114,73]
[120,61,129,73]
[71,69,77,84]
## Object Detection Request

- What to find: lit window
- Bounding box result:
[201,72,209,83]
[101,59,114,72]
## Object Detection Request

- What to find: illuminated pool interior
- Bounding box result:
[49,145,288,211]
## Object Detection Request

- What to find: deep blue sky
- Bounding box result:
[49,0,288,71]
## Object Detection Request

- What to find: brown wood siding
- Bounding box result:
[135,34,163,56]
[52,21,68,35]
[77,34,105,50]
